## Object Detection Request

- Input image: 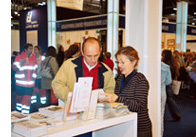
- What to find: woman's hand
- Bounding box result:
[98,93,118,103]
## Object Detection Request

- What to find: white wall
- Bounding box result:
[56,30,100,50]
[162,33,196,52]
[11,29,20,54]
[187,43,196,52]
[125,0,162,137]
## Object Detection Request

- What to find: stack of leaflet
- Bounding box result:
[11,111,31,123]
[30,112,54,122]
[12,120,47,137]
[39,105,64,120]
[95,103,130,119]
[107,103,130,117]
[95,103,113,119]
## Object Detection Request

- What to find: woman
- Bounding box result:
[31,46,46,111]
[64,44,80,60]
[99,46,152,137]
[161,50,172,136]
[162,50,181,121]
[56,45,65,68]
[41,46,59,106]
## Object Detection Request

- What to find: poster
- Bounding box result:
[56,0,83,11]
[26,30,38,46]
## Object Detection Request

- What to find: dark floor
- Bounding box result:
[163,89,196,137]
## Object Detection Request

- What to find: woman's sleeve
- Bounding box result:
[115,79,149,112]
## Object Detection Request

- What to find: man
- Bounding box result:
[52,37,115,102]
[13,43,37,114]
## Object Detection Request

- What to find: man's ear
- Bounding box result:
[100,48,102,53]
[81,49,84,56]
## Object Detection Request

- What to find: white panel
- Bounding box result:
[125,0,162,137]
[11,30,20,53]
[48,0,56,48]
[56,0,83,11]
[176,1,188,52]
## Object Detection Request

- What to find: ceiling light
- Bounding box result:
[11,16,13,19]
[173,8,177,11]
[18,14,20,16]
[192,23,195,25]
[14,11,18,15]
[194,12,196,15]
[170,13,175,16]
[24,7,27,10]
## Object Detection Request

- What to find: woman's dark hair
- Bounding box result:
[162,49,179,79]
[66,44,79,59]
[162,50,172,65]
[46,46,56,57]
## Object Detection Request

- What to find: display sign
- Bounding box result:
[162,22,196,36]
[25,11,39,30]
[187,26,196,36]
[56,15,107,32]
[20,6,48,53]
[162,23,176,33]
[56,0,83,11]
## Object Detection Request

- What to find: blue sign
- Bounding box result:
[56,15,107,32]
[162,23,176,33]
[20,6,48,53]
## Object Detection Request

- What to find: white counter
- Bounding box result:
[43,112,137,137]
[12,112,137,137]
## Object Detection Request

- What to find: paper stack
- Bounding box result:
[30,112,54,122]
[11,111,31,123]
[107,103,130,117]
[95,103,130,119]
[12,120,47,137]
[95,103,113,119]
[39,105,64,120]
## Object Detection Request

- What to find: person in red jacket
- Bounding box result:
[13,43,37,114]
[103,52,114,71]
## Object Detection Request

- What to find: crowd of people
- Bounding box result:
[161,49,196,136]
[11,37,196,137]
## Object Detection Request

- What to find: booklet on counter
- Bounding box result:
[12,120,47,137]
[11,111,31,123]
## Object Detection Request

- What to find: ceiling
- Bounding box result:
[11,0,196,29]
[162,0,196,25]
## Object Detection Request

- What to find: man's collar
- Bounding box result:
[83,57,97,71]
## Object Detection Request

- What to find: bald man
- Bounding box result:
[52,37,115,102]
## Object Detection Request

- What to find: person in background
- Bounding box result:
[99,46,152,137]
[161,50,172,136]
[52,37,115,102]
[13,43,37,114]
[162,50,181,121]
[31,46,46,112]
[103,52,114,71]
[64,44,80,60]
[11,51,20,91]
[56,45,65,68]
[41,46,59,106]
